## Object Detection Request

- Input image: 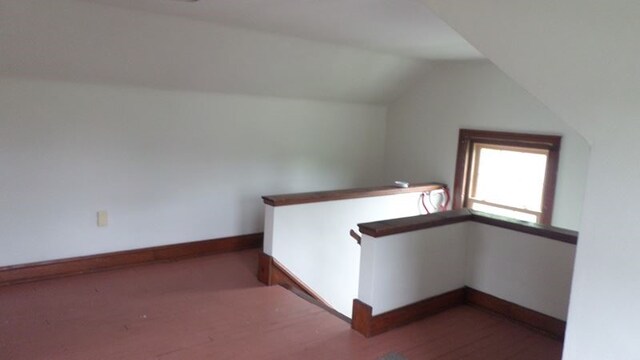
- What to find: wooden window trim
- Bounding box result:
[467,143,549,222]
[453,129,561,225]
[466,199,542,218]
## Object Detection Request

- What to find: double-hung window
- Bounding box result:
[453,129,561,225]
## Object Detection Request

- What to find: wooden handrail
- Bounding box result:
[358,209,578,245]
[349,229,362,245]
[262,183,446,207]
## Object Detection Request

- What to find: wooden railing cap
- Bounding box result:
[262,183,446,207]
[358,209,578,245]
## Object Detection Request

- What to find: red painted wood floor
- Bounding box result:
[0,249,563,359]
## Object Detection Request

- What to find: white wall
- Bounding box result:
[418,2,640,358]
[0,0,419,268]
[384,60,590,230]
[357,222,575,319]
[0,77,386,267]
[359,224,467,315]
[467,223,576,320]
[564,137,640,358]
[265,192,435,317]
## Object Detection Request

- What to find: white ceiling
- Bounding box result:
[84,0,481,59]
[1,0,434,104]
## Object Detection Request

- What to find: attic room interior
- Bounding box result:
[1,0,638,359]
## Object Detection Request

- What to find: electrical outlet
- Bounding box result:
[97,211,108,227]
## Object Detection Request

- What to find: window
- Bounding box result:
[453,129,561,225]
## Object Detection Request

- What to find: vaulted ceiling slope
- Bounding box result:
[418,2,640,360]
[84,0,482,60]
[422,0,640,143]
[1,0,476,104]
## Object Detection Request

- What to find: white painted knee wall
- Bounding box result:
[263,192,429,317]
[358,224,468,315]
[358,222,576,319]
[466,223,576,320]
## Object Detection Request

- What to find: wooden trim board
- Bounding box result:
[465,287,566,339]
[469,210,577,244]
[257,252,350,323]
[357,209,472,238]
[351,287,566,339]
[263,183,445,207]
[0,233,263,286]
[358,209,578,245]
[257,252,331,308]
[453,129,561,225]
[351,288,466,337]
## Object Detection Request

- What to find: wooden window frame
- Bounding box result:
[453,129,561,225]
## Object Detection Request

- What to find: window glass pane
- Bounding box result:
[470,203,538,223]
[473,146,547,212]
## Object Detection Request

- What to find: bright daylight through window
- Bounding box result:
[453,129,561,225]
[468,144,548,223]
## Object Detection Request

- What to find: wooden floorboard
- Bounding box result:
[0,249,563,359]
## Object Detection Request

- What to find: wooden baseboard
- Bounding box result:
[464,287,566,339]
[0,233,263,286]
[351,287,565,339]
[352,288,466,337]
[257,252,352,322]
[257,252,332,308]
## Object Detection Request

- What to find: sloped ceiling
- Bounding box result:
[0,0,477,104]
[84,0,482,60]
[421,0,640,143]
[417,2,640,360]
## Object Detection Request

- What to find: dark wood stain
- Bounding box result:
[256,250,272,285]
[262,182,446,206]
[452,128,561,225]
[358,209,473,237]
[453,131,473,210]
[351,299,374,337]
[358,209,578,245]
[469,210,578,244]
[352,288,466,337]
[349,229,362,245]
[257,252,333,310]
[352,287,566,340]
[0,233,263,286]
[465,287,567,340]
